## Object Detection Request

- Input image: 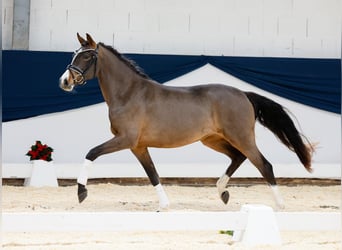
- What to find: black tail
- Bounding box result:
[245,92,313,172]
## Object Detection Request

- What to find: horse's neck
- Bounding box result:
[97,50,144,106]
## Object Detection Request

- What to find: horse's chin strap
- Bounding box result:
[67,46,98,85]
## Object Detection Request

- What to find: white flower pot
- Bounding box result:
[24,160,58,187]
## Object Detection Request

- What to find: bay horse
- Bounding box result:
[59,33,313,210]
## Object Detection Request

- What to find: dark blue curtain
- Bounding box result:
[3,50,340,122]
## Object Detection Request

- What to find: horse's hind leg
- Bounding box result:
[241,145,285,209]
[216,152,245,204]
[201,136,246,204]
[257,154,284,209]
[131,147,169,211]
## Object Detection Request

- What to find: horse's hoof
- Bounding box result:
[220,190,229,204]
[156,202,170,212]
[156,206,170,212]
[276,203,285,210]
[78,183,88,203]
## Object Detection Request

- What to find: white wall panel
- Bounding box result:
[50,28,80,51]
[248,16,263,36]
[2,0,335,57]
[189,13,219,34]
[203,34,234,56]
[31,8,67,29]
[320,37,341,58]
[66,9,99,30]
[308,16,341,38]
[262,37,293,57]
[29,27,51,51]
[262,15,279,37]
[114,31,145,53]
[219,14,249,38]
[278,15,307,38]
[98,11,129,32]
[129,12,159,32]
[143,33,204,55]
[235,0,263,15]
[159,11,189,33]
[116,0,145,11]
[142,33,170,54]
[234,36,264,56]
[293,0,341,17]
[30,0,51,9]
[263,0,293,16]
[51,0,83,10]
[82,0,115,10]
[293,37,323,57]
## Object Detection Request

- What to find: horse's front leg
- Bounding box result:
[77,159,92,203]
[77,136,134,203]
[131,147,170,211]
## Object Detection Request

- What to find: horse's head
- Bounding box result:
[59,33,98,92]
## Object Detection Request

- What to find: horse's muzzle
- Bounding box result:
[59,70,75,92]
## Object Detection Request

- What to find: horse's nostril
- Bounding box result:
[59,77,69,91]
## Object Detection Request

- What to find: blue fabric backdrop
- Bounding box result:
[3,50,341,122]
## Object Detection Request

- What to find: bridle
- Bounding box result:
[67,46,98,85]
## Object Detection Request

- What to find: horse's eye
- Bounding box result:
[83,54,92,61]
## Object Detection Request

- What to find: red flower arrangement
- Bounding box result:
[26,141,53,162]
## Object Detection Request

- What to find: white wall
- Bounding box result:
[2,0,341,57]
[3,65,340,169]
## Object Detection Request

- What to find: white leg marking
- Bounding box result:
[270,185,285,209]
[216,174,230,195]
[60,70,69,81]
[77,159,92,186]
[155,184,170,210]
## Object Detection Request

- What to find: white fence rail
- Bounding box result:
[3,211,340,232]
[2,163,340,179]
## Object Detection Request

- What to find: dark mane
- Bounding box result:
[98,42,150,80]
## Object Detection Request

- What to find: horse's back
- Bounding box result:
[138,82,255,148]
[158,83,248,103]
[195,84,255,126]
[151,82,255,126]
[183,84,254,117]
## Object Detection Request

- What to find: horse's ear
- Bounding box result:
[86,33,97,49]
[77,33,88,46]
